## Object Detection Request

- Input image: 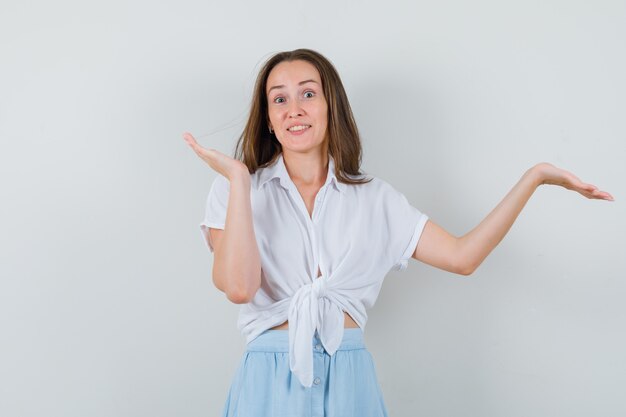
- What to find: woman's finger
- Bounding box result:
[577,182,613,201]
[182,133,197,149]
[183,132,211,155]
[582,188,614,201]
[182,132,196,145]
[594,190,614,201]
[183,132,210,153]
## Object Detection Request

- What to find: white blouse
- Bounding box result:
[199,153,429,388]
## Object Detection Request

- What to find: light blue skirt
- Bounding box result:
[221,328,389,417]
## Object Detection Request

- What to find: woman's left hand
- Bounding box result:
[532,162,614,201]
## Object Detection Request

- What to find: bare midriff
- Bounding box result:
[269,311,360,330]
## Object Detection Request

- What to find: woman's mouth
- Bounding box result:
[287,125,311,133]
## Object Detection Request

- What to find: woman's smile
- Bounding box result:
[287,124,312,134]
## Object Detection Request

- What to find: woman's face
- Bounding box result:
[266,60,328,156]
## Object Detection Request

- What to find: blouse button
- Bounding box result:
[313,377,321,385]
[315,343,322,351]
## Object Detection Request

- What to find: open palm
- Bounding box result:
[536,162,613,201]
[182,132,249,180]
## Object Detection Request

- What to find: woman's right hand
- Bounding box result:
[182,132,249,181]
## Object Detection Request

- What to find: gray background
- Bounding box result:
[1,0,625,416]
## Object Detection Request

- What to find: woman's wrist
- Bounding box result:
[228,165,252,186]
[522,163,547,188]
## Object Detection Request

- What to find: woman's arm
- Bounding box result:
[413,163,613,275]
[211,172,262,303]
[183,133,262,303]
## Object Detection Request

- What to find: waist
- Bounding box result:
[247,328,365,352]
[269,311,359,330]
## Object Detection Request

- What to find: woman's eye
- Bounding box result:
[273,97,285,104]
[303,91,315,98]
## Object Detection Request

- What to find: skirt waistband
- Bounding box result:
[246,328,365,352]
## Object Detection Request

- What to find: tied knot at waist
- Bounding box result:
[288,276,333,313]
[287,275,347,388]
[311,276,327,299]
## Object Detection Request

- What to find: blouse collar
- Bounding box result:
[258,153,347,194]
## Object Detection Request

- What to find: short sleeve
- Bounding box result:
[381,182,429,272]
[199,174,230,253]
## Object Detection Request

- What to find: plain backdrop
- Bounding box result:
[1,0,625,416]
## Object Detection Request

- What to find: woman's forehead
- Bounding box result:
[267,60,321,90]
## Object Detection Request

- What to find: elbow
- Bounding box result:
[455,259,479,276]
[211,275,253,304]
[453,242,480,276]
[212,267,258,304]
[458,265,476,276]
[224,279,260,304]
[226,288,254,304]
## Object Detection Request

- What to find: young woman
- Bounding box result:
[182,49,613,417]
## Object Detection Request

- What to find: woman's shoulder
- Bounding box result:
[343,173,395,194]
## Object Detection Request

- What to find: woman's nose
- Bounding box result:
[288,101,304,117]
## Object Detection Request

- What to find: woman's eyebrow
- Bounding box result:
[268,79,319,93]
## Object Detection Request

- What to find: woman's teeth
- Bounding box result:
[288,125,311,132]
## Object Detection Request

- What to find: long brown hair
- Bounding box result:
[234,48,372,185]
